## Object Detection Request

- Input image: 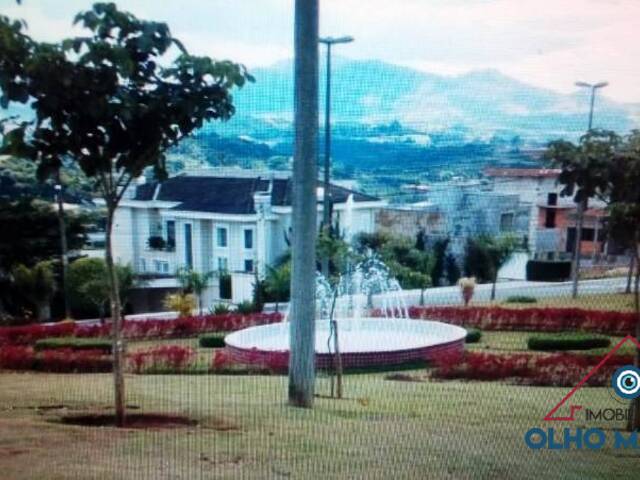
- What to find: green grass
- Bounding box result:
[497,292,636,312]
[0,371,637,479]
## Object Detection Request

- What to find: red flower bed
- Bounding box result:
[403,306,636,336]
[127,345,196,374]
[0,345,111,373]
[431,351,635,387]
[0,312,282,346]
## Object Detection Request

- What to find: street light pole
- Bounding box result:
[575,81,608,131]
[318,35,353,277]
[54,173,71,320]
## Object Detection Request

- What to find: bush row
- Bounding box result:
[0,346,112,373]
[0,312,282,346]
[431,351,634,386]
[34,337,112,353]
[527,334,611,351]
[405,306,635,336]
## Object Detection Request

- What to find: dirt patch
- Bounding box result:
[58,412,198,429]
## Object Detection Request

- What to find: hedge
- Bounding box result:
[431,351,633,386]
[526,260,571,282]
[0,346,111,373]
[34,337,112,353]
[0,312,282,346]
[465,328,482,343]
[405,306,635,336]
[504,296,537,304]
[527,334,611,351]
[198,333,227,349]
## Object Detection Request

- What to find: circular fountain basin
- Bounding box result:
[224,318,467,370]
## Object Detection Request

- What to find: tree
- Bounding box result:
[0,198,86,271]
[464,235,519,301]
[68,258,136,322]
[545,130,619,298]
[289,0,319,408]
[264,262,291,313]
[11,261,55,321]
[176,267,214,315]
[0,4,250,426]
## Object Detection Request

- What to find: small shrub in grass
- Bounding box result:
[34,337,112,353]
[527,334,611,351]
[465,328,482,343]
[235,301,258,315]
[504,296,537,304]
[199,333,227,349]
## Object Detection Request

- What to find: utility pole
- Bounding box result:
[289,0,319,408]
[54,170,71,319]
[571,81,608,298]
[319,35,353,277]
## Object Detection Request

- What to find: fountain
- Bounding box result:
[224,254,467,370]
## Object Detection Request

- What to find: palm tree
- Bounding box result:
[289,0,319,408]
[176,267,214,315]
[265,263,291,313]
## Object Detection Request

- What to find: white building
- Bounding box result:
[110,171,383,310]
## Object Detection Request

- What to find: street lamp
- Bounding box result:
[575,81,608,130]
[319,35,353,276]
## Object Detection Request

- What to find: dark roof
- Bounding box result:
[133,175,379,214]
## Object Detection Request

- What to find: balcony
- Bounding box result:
[147,235,176,252]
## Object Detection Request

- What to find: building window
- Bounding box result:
[184,223,193,268]
[139,258,146,272]
[244,229,253,249]
[544,209,556,228]
[217,257,228,272]
[244,259,254,273]
[216,227,228,248]
[500,212,514,232]
[166,220,176,250]
[154,260,169,274]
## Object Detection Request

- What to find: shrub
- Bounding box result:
[465,328,482,343]
[34,337,112,353]
[199,333,227,349]
[0,345,36,370]
[0,345,110,373]
[527,334,611,351]
[164,293,196,318]
[127,345,196,374]
[235,301,258,315]
[526,260,571,282]
[505,296,537,304]
[211,303,230,315]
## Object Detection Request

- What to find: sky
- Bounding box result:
[2,0,639,103]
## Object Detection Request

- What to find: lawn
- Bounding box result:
[0,370,638,479]
[497,292,636,312]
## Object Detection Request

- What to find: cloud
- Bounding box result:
[2,0,639,102]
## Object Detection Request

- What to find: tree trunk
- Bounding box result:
[105,206,126,427]
[419,288,425,306]
[491,278,497,302]
[626,254,635,294]
[288,0,318,409]
[571,199,586,299]
[55,171,71,320]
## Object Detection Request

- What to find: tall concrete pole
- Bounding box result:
[288,0,318,408]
